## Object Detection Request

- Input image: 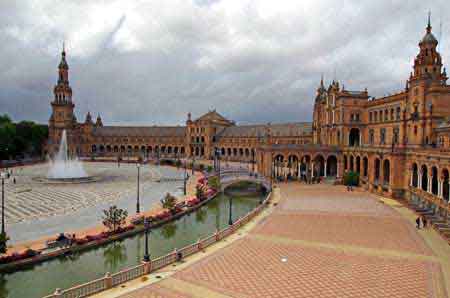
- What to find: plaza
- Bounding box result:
[103,183,450,298]
[3,162,184,244]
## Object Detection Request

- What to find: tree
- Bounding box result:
[196,184,206,200]
[0,115,11,125]
[160,193,177,213]
[0,114,48,160]
[208,176,221,191]
[102,206,128,233]
[0,232,9,254]
[344,171,359,186]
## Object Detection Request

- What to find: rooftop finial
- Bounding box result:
[62,40,66,55]
[427,11,432,33]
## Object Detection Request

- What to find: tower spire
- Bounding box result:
[427,11,432,33]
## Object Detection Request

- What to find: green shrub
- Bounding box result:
[343,171,359,186]
[208,176,221,190]
[0,232,9,254]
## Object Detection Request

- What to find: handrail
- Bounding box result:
[43,191,272,298]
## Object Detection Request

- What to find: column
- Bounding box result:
[324,161,327,178]
[438,180,443,198]
[311,162,314,178]
[418,173,422,189]
[428,176,432,194]
[410,170,413,186]
[336,161,340,178]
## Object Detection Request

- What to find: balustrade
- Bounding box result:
[43,191,271,298]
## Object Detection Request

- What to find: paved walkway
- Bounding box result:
[5,168,200,255]
[95,184,450,298]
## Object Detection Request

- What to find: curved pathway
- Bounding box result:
[95,184,450,298]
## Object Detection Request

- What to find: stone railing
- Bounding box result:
[409,187,450,212]
[42,192,272,298]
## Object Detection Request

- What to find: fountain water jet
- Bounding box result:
[47,130,88,179]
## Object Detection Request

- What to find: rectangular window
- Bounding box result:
[369,112,372,122]
[380,128,386,144]
[369,129,374,144]
[393,127,399,144]
[396,107,401,120]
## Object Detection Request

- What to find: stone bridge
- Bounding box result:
[209,169,271,192]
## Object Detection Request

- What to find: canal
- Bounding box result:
[0,193,262,298]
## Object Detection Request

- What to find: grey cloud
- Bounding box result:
[0,0,449,126]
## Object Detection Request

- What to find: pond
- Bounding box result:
[0,193,263,298]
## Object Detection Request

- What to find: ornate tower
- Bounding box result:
[407,14,449,146]
[48,44,77,155]
[410,13,447,86]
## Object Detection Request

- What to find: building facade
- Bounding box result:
[46,20,450,212]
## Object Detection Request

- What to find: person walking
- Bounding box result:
[422,216,428,229]
[416,216,421,229]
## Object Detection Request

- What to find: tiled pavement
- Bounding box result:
[119,284,193,298]
[116,184,449,298]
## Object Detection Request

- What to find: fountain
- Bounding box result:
[46,130,90,182]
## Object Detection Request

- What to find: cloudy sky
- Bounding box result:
[1,0,449,126]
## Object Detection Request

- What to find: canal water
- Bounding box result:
[0,193,262,298]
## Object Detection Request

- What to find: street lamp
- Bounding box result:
[143,218,150,262]
[183,161,187,195]
[136,163,141,214]
[1,172,6,235]
[192,155,195,175]
[228,195,233,225]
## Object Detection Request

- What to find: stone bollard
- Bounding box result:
[104,272,113,289]
[197,238,202,251]
[54,288,62,297]
[142,260,152,274]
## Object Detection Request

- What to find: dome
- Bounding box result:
[422,32,438,44]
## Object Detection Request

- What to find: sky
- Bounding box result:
[1,0,449,126]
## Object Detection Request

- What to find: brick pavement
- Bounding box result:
[119,284,193,298]
[115,183,449,298]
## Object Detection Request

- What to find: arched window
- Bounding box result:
[421,165,428,191]
[383,159,390,185]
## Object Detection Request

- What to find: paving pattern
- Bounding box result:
[2,162,183,224]
[119,184,449,298]
[119,284,192,298]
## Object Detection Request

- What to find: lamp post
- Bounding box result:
[136,163,141,214]
[192,156,195,175]
[1,172,5,235]
[228,195,233,226]
[183,161,187,195]
[217,148,221,182]
[143,218,150,262]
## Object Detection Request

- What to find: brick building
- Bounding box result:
[46,19,450,213]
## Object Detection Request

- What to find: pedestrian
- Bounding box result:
[422,216,427,228]
[416,216,421,229]
[13,177,16,184]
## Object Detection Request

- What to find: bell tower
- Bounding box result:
[410,13,446,85]
[48,43,77,155]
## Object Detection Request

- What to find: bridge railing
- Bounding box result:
[42,191,272,298]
